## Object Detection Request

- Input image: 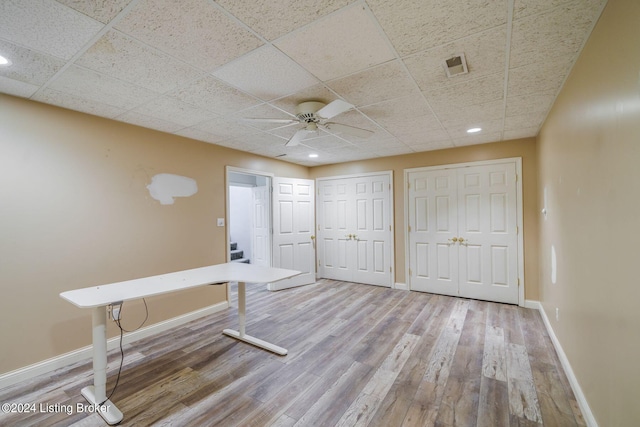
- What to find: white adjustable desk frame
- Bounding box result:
[60,263,299,425]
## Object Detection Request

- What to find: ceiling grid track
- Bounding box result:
[500,0,516,141]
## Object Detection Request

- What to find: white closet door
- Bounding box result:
[317,173,392,287]
[407,169,459,296]
[457,163,518,304]
[351,174,392,286]
[271,177,316,291]
[407,161,519,304]
[318,180,352,281]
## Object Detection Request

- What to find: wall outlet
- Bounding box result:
[217,218,225,227]
[110,303,121,320]
[555,307,559,321]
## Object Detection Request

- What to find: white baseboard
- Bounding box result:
[0,301,229,390]
[394,282,408,290]
[526,300,598,427]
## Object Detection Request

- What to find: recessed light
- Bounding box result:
[309,153,318,158]
[467,127,482,133]
[0,54,11,66]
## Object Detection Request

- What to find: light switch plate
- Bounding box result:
[217,218,225,227]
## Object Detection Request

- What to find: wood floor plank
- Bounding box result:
[292,360,373,427]
[477,376,510,427]
[0,280,584,427]
[507,343,543,423]
[483,325,507,381]
[336,333,421,427]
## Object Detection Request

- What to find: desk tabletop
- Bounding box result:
[60,263,300,308]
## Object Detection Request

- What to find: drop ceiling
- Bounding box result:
[0,0,607,166]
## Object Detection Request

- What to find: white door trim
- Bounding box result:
[404,158,525,306]
[225,166,275,298]
[316,170,395,287]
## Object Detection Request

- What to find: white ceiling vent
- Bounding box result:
[443,53,469,78]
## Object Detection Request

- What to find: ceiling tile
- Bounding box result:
[0,0,102,60]
[269,84,339,115]
[214,0,355,41]
[510,0,606,69]
[76,30,205,93]
[452,131,502,147]
[114,0,263,71]
[0,75,39,98]
[398,128,451,146]
[513,0,565,19]
[506,92,556,117]
[274,4,396,81]
[368,0,507,56]
[192,116,258,139]
[504,112,546,131]
[445,119,503,139]
[432,99,504,128]
[425,72,504,111]
[354,136,403,150]
[56,0,133,24]
[360,93,436,128]
[166,75,261,116]
[327,60,418,107]
[410,140,455,152]
[131,96,217,127]
[212,46,319,101]
[374,146,414,157]
[229,131,288,151]
[404,26,506,91]
[115,110,185,133]
[503,127,538,140]
[0,40,66,85]
[507,58,572,97]
[47,65,159,110]
[382,114,444,137]
[32,87,126,118]
[175,127,229,145]
[300,134,349,150]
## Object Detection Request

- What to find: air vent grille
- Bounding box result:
[443,53,468,78]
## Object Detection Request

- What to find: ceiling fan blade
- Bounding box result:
[242,118,298,124]
[323,122,374,138]
[316,99,354,120]
[286,128,313,147]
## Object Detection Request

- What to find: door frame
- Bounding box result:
[316,170,395,287]
[404,158,525,306]
[225,166,274,295]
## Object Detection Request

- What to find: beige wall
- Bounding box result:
[309,138,539,300]
[537,0,640,425]
[0,95,307,375]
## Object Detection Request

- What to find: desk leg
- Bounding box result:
[80,306,123,425]
[223,281,288,356]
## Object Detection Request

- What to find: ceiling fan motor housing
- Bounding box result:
[295,101,326,122]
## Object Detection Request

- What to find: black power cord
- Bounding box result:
[98,299,149,406]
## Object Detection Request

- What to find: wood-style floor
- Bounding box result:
[0,280,584,426]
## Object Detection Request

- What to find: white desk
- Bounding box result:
[60,263,299,425]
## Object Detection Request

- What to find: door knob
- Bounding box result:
[345,234,352,239]
[451,237,458,242]
[352,234,358,241]
[458,237,464,243]
[310,235,315,240]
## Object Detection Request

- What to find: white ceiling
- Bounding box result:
[0,0,607,166]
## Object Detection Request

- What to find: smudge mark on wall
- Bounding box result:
[147,173,198,205]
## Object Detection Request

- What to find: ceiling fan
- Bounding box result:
[243,100,374,147]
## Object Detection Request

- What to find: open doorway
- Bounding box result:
[226,168,272,268]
